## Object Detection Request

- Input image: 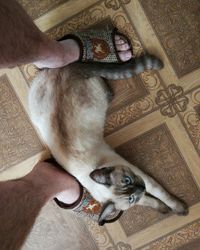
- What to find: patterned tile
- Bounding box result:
[23,201,98,250]
[19,64,38,86]
[107,76,149,114]
[194,104,200,117]
[155,84,189,118]
[179,85,200,156]
[140,0,200,77]
[17,0,67,20]
[139,218,200,250]
[117,124,200,236]
[105,72,165,135]
[0,75,43,172]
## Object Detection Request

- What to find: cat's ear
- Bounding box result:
[98,201,115,226]
[90,167,115,186]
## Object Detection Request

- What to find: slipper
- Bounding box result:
[58,22,133,64]
[54,183,123,226]
[45,158,123,225]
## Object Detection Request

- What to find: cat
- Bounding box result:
[29,54,188,225]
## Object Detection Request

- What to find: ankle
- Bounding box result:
[34,37,65,68]
[23,162,81,203]
[34,37,80,68]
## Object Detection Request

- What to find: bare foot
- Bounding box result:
[34,34,133,69]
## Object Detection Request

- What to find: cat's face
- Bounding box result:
[90,165,146,224]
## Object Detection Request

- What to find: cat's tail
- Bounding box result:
[75,54,164,80]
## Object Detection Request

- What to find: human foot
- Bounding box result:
[34,29,133,69]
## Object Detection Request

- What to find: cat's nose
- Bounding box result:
[136,184,145,193]
[135,177,146,192]
[135,180,146,193]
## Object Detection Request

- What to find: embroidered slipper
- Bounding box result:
[46,158,123,225]
[58,22,133,64]
[54,183,123,226]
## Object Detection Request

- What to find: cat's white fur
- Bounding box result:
[29,66,188,215]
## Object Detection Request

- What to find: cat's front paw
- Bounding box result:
[173,200,189,216]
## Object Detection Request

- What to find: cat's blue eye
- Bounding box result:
[124,176,133,185]
[128,194,135,204]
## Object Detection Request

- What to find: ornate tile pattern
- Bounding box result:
[139,219,200,250]
[17,0,67,20]
[117,124,200,236]
[194,104,200,117]
[140,0,200,77]
[105,71,165,135]
[107,76,149,114]
[179,85,200,155]
[155,84,189,118]
[0,75,43,171]
[22,201,99,250]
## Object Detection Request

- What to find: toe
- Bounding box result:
[115,38,126,45]
[114,34,133,61]
[116,43,130,51]
[115,35,121,41]
[118,50,132,62]
[115,34,130,50]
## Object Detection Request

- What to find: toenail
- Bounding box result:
[115,35,121,40]
[115,39,125,45]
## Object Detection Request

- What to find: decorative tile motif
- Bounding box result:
[155,84,189,118]
[179,238,200,250]
[104,0,121,11]
[19,64,38,86]
[45,1,143,55]
[104,0,131,10]
[107,241,132,250]
[139,219,200,250]
[107,76,149,114]
[17,0,66,20]
[85,219,116,249]
[23,201,98,250]
[105,71,164,135]
[117,124,200,236]
[0,75,43,172]
[140,0,200,77]
[179,86,200,155]
[194,104,200,117]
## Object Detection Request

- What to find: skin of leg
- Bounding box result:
[0,0,132,69]
[0,0,79,69]
[0,161,80,250]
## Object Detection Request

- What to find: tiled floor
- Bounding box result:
[1,0,200,249]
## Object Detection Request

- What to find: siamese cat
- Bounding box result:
[29,54,188,225]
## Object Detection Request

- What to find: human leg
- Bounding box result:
[0,161,80,250]
[0,0,133,69]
